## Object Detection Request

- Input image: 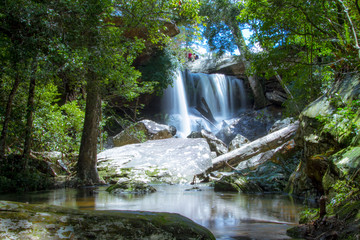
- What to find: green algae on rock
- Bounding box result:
[0,200,215,240]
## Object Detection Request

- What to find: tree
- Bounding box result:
[199,0,269,109]
[238,0,360,114]
[76,0,201,185]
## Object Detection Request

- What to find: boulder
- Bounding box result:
[188,129,228,156]
[112,120,175,147]
[0,200,215,240]
[106,180,157,194]
[228,134,250,151]
[98,138,213,184]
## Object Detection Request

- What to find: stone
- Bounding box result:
[0,200,215,240]
[112,119,175,147]
[228,134,250,151]
[188,129,228,156]
[98,138,213,183]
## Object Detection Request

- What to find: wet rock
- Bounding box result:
[112,119,175,147]
[228,134,250,151]
[188,129,228,156]
[98,138,212,184]
[106,180,157,194]
[213,174,263,193]
[0,200,215,240]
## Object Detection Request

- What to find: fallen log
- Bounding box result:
[202,121,299,174]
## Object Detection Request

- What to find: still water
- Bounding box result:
[1,184,304,239]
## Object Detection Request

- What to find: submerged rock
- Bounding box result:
[213,174,263,193]
[98,138,213,184]
[106,180,157,194]
[0,200,215,239]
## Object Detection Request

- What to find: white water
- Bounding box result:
[162,70,247,137]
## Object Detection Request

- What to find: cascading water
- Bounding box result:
[162,70,247,137]
[162,70,191,138]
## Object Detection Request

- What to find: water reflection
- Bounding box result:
[0,184,303,239]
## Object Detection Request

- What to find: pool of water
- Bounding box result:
[1,184,305,239]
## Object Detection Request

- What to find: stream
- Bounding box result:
[0,184,305,239]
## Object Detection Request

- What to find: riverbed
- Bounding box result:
[1,184,305,239]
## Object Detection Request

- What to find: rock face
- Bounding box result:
[188,129,228,156]
[98,138,213,183]
[112,119,175,147]
[186,55,246,79]
[287,74,360,199]
[0,200,215,240]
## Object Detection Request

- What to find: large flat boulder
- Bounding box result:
[0,200,215,240]
[98,138,213,183]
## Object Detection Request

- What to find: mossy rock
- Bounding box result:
[0,200,215,239]
[106,180,157,194]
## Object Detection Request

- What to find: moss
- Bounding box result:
[145,168,161,177]
[1,200,215,239]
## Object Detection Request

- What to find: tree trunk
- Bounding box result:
[227,22,268,109]
[202,122,299,174]
[0,75,20,159]
[77,68,102,185]
[23,60,37,165]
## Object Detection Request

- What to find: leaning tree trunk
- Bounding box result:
[228,23,268,109]
[0,75,20,159]
[77,68,102,185]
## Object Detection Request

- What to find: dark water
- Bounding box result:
[0,184,304,239]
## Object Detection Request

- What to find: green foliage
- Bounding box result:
[328,180,359,212]
[299,207,319,224]
[316,95,359,144]
[139,48,179,95]
[238,0,360,115]
[32,83,85,155]
[0,155,53,193]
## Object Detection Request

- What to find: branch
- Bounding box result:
[338,0,360,59]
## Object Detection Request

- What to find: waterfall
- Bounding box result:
[162,71,191,138]
[162,70,247,137]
